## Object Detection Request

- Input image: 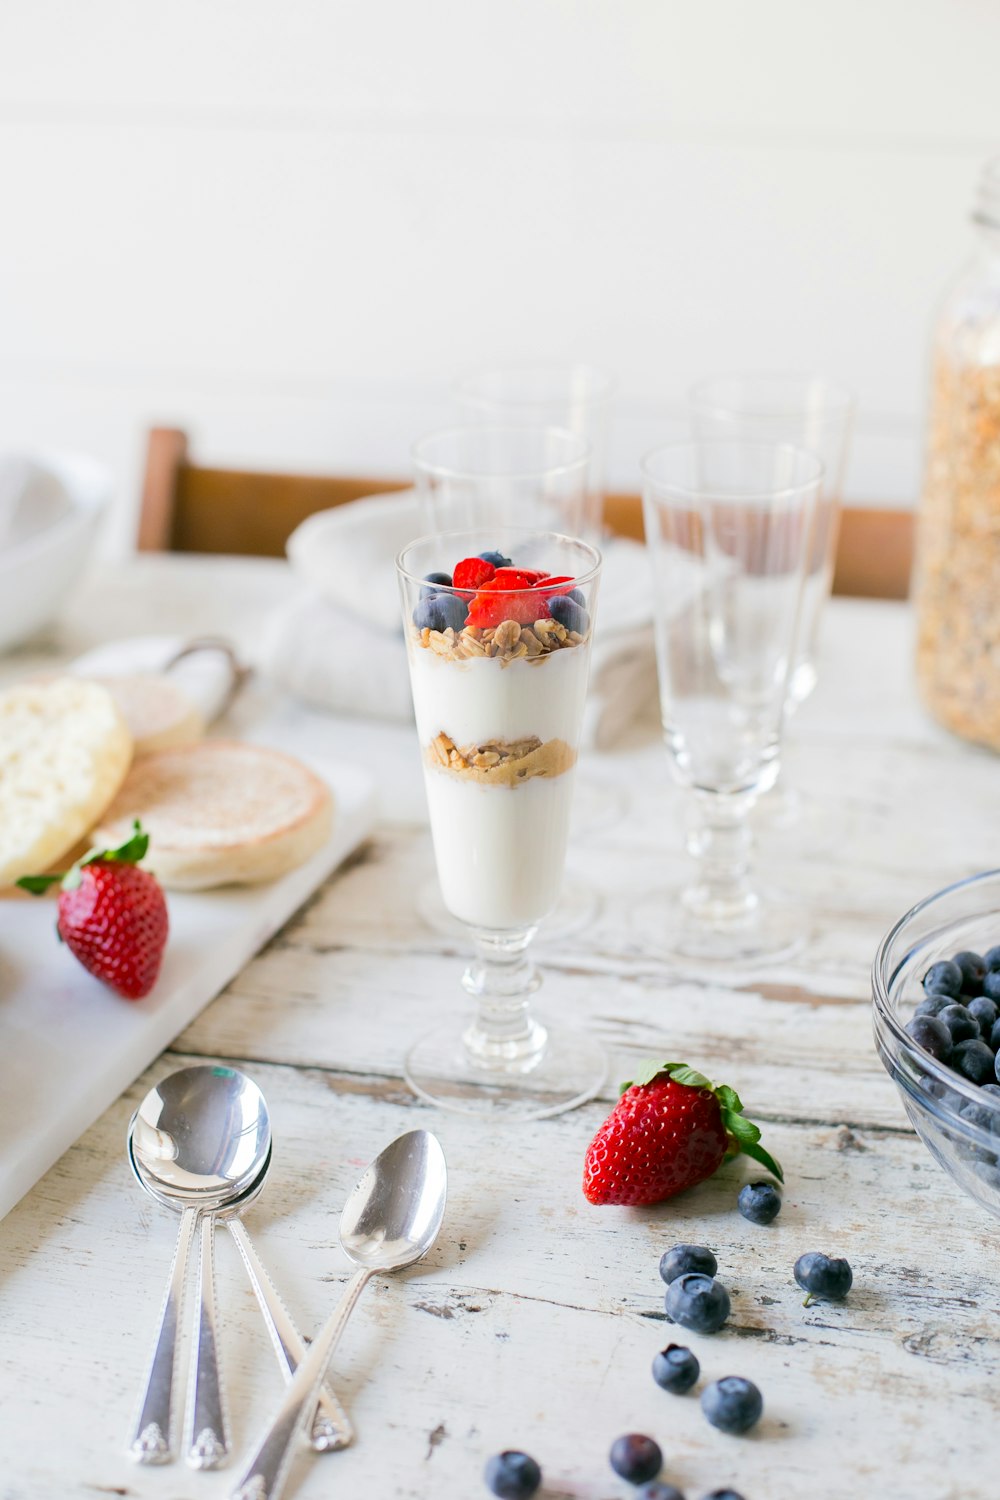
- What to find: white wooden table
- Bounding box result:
[1,555,998,1500]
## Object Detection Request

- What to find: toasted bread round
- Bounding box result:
[0,678,133,885]
[95,740,333,889]
[94,673,204,755]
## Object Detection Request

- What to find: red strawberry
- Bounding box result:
[466,578,551,629]
[582,1061,782,1207]
[18,822,169,1000]
[452,556,495,591]
[489,568,540,589]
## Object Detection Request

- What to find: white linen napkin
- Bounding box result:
[255,491,658,747]
[71,636,241,723]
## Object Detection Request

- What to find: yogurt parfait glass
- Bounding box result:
[397,527,604,1119]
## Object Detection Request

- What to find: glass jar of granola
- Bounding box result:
[915,158,1000,749]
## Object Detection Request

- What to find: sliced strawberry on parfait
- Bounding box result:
[466,576,548,629]
[452,556,496,592]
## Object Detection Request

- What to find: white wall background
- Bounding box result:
[0,1,997,553]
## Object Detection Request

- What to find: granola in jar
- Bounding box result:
[914,160,1000,750]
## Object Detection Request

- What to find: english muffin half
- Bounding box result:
[0,677,133,885]
[95,740,334,889]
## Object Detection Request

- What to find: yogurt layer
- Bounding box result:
[409,644,590,749]
[424,769,576,930]
[409,644,591,932]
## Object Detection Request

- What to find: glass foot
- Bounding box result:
[626,887,806,970]
[404,1015,607,1120]
[416,879,601,944]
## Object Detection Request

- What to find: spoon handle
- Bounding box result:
[184,1212,230,1469]
[126,1203,198,1463]
[231,1267,371,1500]
[225,1218,354,1451]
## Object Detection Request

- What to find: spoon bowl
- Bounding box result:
[131,1065,271,1202]
[340,1128,448,1272]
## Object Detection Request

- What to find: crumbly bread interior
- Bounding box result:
[94,673,204,755]
[95,740,334,889]
[0,678,133,885]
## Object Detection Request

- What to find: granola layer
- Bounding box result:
[412,616,587,666]
[425,731,576,786]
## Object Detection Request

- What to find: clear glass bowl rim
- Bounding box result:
[872,866,1000,1150]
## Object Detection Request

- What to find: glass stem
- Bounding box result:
[684,790,758,926]
[461,927,547,1072]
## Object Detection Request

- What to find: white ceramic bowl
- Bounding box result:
[0,453,110,653]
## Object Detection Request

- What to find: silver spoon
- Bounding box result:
[127,1135,353,1452]
[231,1128,448,1500]
[126,1065,270,1467]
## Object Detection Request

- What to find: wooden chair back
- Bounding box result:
[139,427,914,599]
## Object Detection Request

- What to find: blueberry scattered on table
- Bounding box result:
[984,971,1000,1003]
[953,950,986,995]
[659,1244,718,1284]
[984,945,1000,972]
[794,1251,852,1300]
[609,1434,663,1484]
[904,1015,953,1061]
[483,1451,542,1499]
[950,1038,996,1085]
[937,1003,980,1044]
[990,1017,1000,1052]
[700,1490,747,1500]
[547,594,589,635]
[635,1484,686,1500]
[737,1181,782,1225]
[652,1342,700,1393]
[665,1272,731,1333]
[700,1376,763,1435]
[478,550,512,568]
[923,959,963,998]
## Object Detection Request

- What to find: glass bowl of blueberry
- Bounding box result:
[872,869,1000,1221]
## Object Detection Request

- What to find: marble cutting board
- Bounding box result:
[0,758,375,1220]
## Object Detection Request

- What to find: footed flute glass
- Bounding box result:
[689,374,854,708]
[397,527,603,1119]
[452,365,614,540]
[641,441,821,965]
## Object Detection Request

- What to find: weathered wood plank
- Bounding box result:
[1,560,997,1499]
[0,1053,997,1499]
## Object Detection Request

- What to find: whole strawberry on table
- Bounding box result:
[582,1061,782,1206]
[18,820,169,1000]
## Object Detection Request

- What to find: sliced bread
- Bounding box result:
[0,678,133,885]
[94,673,204,755]
[94,740,333,889]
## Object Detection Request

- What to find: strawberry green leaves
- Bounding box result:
[619,1059,784,1184]
[18,821,151,896]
